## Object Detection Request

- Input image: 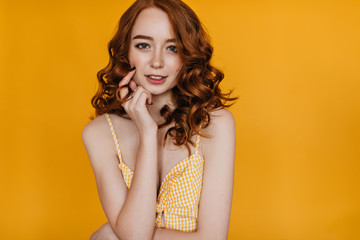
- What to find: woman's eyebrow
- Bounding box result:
[132,35,176,42]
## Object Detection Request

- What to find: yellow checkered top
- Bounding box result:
[105,113,204,232]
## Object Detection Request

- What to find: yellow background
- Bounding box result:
[1,0,359,239]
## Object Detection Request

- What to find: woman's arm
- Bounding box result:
[116,126,158,239]
[152,109,236,240]
[83,69,159,240]
[89,222,119,240]
[82,116,158,240]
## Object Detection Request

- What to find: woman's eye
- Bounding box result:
[135,43,149,49]
[167,45,177,53]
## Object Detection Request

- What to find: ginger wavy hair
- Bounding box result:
[91,0,237,152]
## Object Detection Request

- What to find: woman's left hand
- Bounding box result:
[90,222,119,240]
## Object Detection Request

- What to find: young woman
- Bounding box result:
[82,0,236,239]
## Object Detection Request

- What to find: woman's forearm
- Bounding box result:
[152,228,201,240]
[115,129,158,240]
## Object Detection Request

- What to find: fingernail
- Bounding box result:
[130,66,136,71]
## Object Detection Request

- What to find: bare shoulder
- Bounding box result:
[200,108,236,160]
[81,114,117,168]
[82,113,129,143]
[82,114,110,146]
[202,108,236,138]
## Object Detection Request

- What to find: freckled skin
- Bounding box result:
[128,7,182,96]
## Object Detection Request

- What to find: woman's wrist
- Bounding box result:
[139,125,158,139]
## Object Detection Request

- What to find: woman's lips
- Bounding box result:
[145,75,167,84]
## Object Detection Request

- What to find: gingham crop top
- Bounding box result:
[105,113,204,232]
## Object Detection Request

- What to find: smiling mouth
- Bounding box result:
[145,74,167,85]
[146,75,167,80]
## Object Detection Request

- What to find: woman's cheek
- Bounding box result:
[134,75,142,86]
[128,50,141,67]
[129,54,146,71]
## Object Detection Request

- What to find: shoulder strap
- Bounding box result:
[105,113,123,163]
[194,128,201,155]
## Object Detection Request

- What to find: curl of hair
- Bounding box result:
[91,0,237,153]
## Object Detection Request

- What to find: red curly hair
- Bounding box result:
[91,0,237,152]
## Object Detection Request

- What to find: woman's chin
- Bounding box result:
[149,90,171,96]
[143,86,174,96]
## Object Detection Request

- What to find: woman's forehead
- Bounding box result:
[131,7,176,40]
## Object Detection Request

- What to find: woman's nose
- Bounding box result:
[150,50,164,69]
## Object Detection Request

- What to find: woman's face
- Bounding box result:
[128,7,182,96]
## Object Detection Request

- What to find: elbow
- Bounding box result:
[113,219,133,240]
[114,218,154,240]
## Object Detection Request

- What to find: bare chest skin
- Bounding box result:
[110,114,199,191]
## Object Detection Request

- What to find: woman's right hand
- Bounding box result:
[119,68,158,134]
